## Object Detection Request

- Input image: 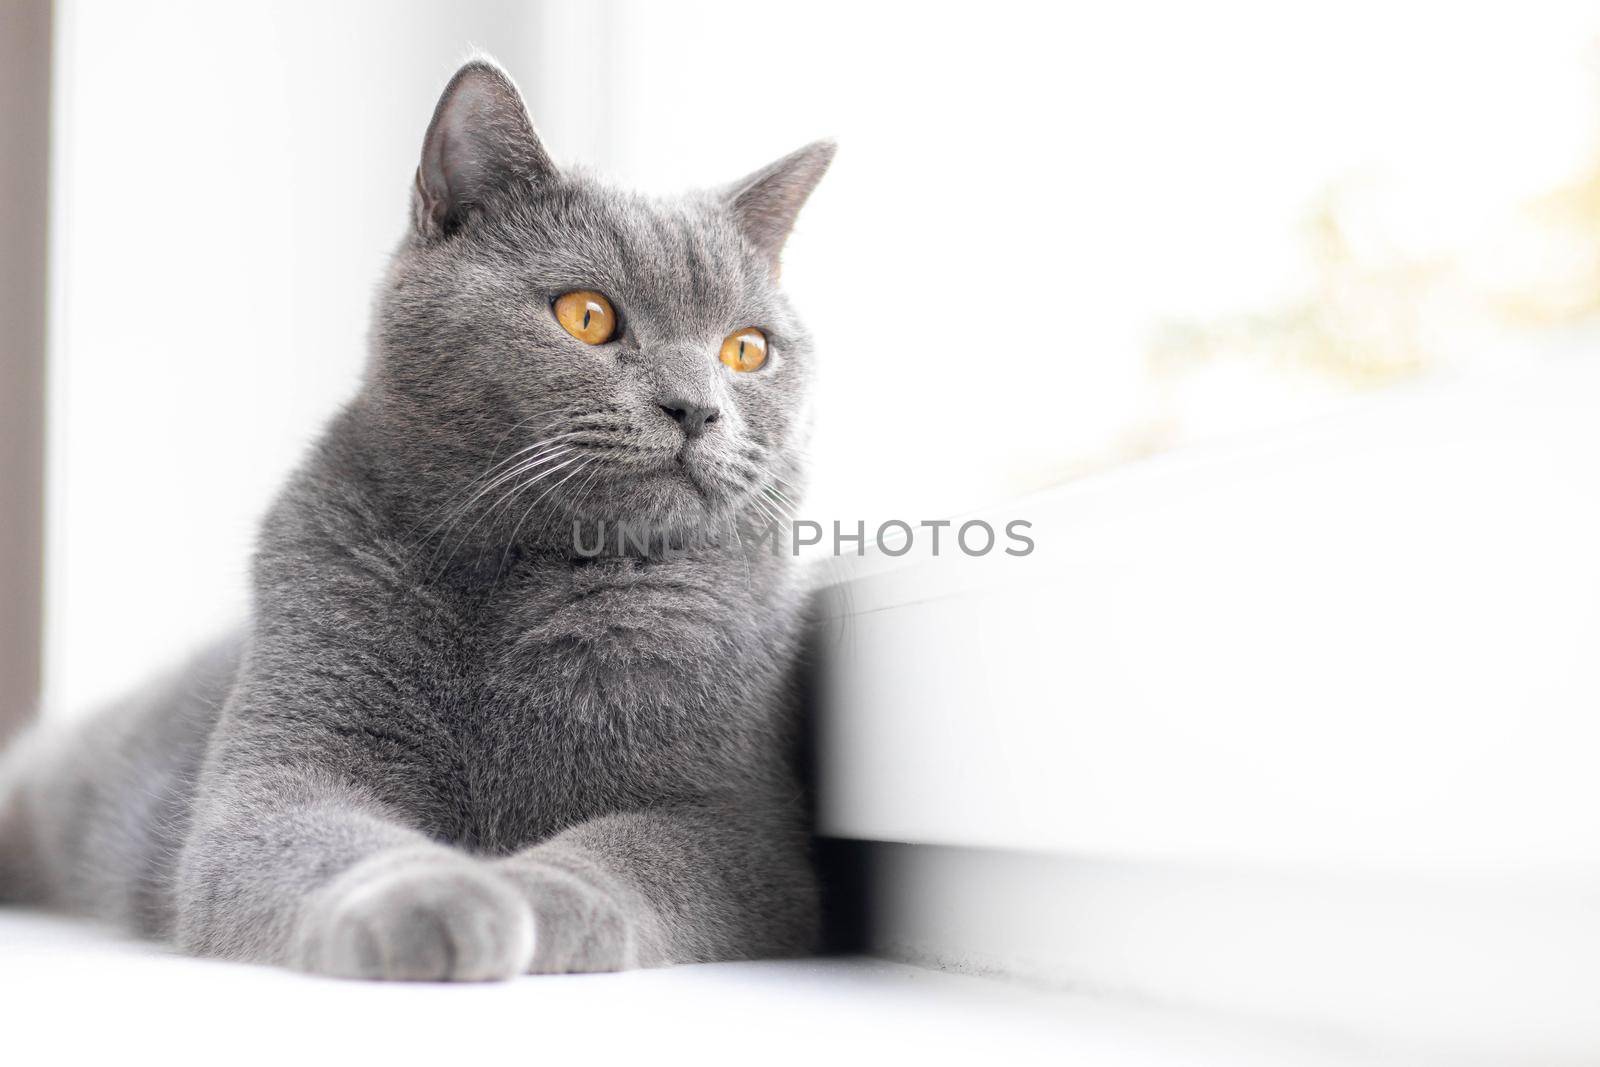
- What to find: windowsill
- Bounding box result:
[0,908,1377,1065]
[808,357,1600,875]
[804,357,1600,1058]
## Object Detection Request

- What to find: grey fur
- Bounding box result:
[0,59,832,980]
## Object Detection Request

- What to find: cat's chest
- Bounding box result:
[477,555,754,707]
[443,555,794,846]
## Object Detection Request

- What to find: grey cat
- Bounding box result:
[0,59,833,980]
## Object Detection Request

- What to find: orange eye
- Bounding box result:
[719,327,768,373]
[553,290,617,345]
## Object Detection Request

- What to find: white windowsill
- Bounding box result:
[806,356,1600,1060]
[810,357,1600,875]
[0,909,1378,1066]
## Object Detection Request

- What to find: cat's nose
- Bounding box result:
[658,400,721,438]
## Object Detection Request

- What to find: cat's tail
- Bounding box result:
[0,635,244,928]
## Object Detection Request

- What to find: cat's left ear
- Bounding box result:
[413,59,555,239]
[721,141,836,274]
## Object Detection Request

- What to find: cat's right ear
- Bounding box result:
[413,59,555,240]
[721,140,836,276]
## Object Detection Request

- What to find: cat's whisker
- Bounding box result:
[431,433,584,525]
[453,450,586,550]
[748,461,857,639]
[726,514,755,587]
[442,441,578,526]
[424,448,574,556]
[756,469,801,505]
[746,460,801,524]
[497,456,597,573]
[410,431,585,564]
[570,462,608,526]
[408,407,581,531]
[427,447,586,575]
[558,460,611,562]
[749,493,787,535]
[761,491,797,524]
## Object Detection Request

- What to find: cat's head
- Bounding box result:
[367,59,831,555]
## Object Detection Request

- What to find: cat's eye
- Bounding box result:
[719,327,768,373]
[553,290,617,345]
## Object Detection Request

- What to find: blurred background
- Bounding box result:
[4,2,1600,1060]
[7,0,1599,717]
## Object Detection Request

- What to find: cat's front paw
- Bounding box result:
[293,849,535,981]
[498,858,640,974]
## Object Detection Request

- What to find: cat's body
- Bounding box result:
[0,60,833,979]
